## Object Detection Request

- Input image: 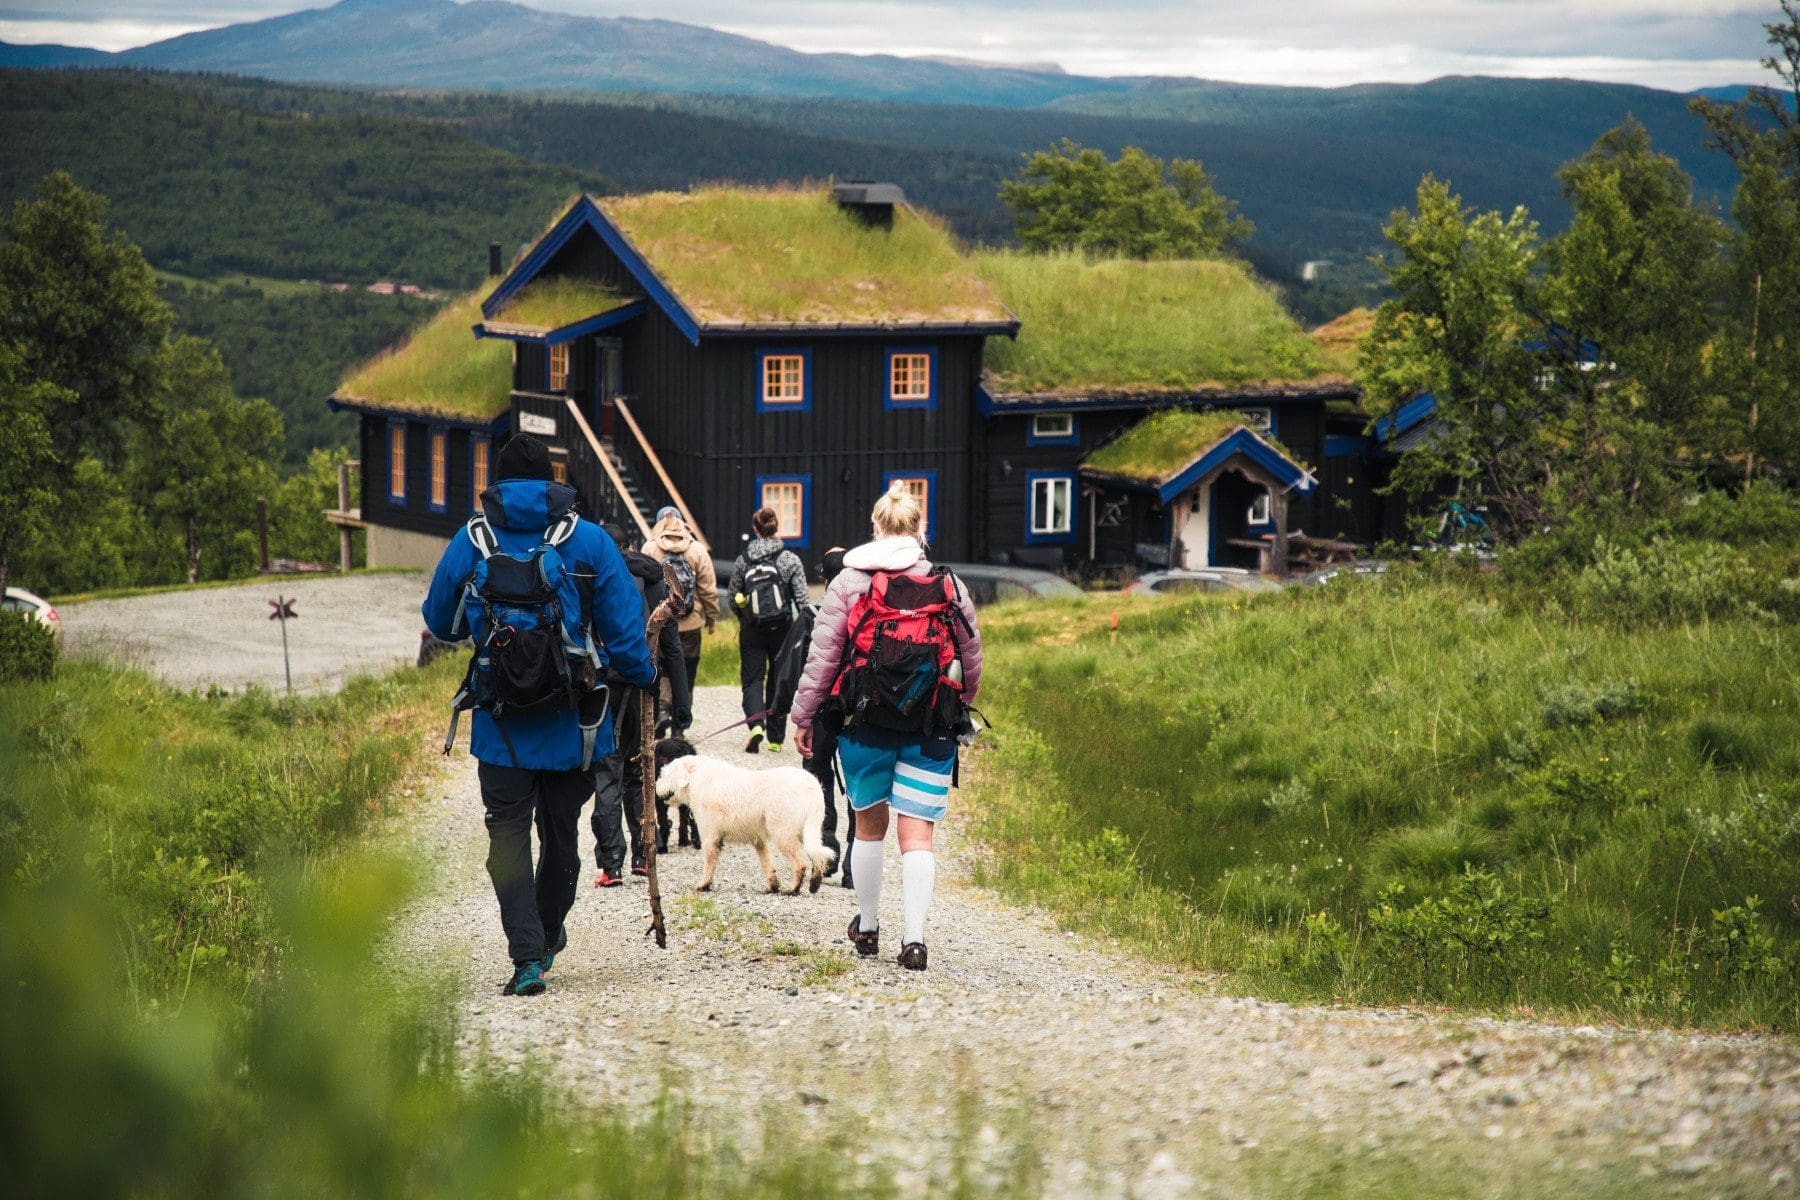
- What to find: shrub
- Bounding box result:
[1366,867,1558,998]
[1539,679,1643,729]
[0,609,56,682]
[1570,536,1768,622]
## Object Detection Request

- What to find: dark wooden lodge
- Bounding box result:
[328,186,1395,579]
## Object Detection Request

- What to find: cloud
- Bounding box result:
[0,0,1778,88]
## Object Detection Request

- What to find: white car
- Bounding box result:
[3,586,62,643]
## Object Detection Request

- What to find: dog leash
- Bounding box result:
[688,708,773,746]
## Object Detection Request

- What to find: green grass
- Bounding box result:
[696,619,742,688]
[486,276,633,333]
[976,251,1339,395]
[154,267,328,298]
[967,565,1800,1032]
[600,186,1011,327]
[336,288,512,419]
[1082,408,1305,482]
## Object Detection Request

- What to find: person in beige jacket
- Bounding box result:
[643,506,717,734]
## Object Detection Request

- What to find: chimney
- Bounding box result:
[488,242,502,277]
[832,181,905,230]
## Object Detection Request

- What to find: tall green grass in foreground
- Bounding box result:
[971,558,1800,1032]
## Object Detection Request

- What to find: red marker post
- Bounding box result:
[268,595,298,694]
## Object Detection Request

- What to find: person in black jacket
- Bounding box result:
[769,546,849,877]
[727,507,809,754]
[591,523,690,885]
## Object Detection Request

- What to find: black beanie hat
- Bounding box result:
[496,433,554,482]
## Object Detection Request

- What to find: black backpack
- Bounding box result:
[741,550,790,627]
[665,553,697,619]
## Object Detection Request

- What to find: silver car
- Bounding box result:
[3,586,62,643]
[1122,568,1282,596]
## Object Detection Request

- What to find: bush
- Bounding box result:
[1570,535,1772,622]
[0,609,56,682]
[1366,867,1558,999]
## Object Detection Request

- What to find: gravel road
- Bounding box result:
[60,572,428,694]
[395,686,1799,1198]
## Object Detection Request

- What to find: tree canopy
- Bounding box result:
[999,140,1253,259]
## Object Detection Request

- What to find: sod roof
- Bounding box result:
[975,252,1348,398]
[1083,409,1305,484]
[335,290,511,422]
[481,277,636,337]
[1309,307,1375,376]
[596,186,1014,330]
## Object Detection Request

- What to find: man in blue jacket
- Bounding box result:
[423,434,656,997]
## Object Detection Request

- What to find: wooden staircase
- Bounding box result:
[560,398,707,550]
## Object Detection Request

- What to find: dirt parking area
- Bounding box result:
[61,572,431,694]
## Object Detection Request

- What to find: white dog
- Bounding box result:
[655,756,832,894]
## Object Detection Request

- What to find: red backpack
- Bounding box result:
[830,568,970,736]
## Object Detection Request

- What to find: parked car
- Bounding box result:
[1295,560,1391,587]
[3,586,61,643]
[1122,568,1283,597]
[937,563,1083,607]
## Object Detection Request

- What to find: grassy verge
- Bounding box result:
[696,617,743,688]
[967,567,1800,1033]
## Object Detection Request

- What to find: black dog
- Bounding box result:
[654,736,700,848]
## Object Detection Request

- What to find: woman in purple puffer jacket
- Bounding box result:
[792,482,982,971]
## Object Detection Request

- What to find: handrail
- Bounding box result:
[611,395,708,550]
[563,399,652,543]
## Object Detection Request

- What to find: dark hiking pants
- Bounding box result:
[738,617,791,744]
[592,684,669,872]
[805,720,844,853]
[476,761,594,965]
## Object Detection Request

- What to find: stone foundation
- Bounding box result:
[367,524,451,572]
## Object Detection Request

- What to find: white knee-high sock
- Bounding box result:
[851,838,884,932]
[901,849,935,946]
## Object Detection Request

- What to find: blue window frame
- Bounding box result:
[427,426,449,514]
[755,348,812,413]
[754,473,812,548]
[882,469,938,544]
[884,346,938,410]
[470,434,492,513]
[1026,412,1078,445]
[1024,471,1077,545]
[385,419,407,506]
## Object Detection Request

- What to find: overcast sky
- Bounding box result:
[0,0,1778,90]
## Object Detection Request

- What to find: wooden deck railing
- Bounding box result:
[611,396,708,550]
[562,399,653,543]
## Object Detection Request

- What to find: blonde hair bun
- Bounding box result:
[871,478,925,541]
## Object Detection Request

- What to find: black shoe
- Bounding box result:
[898,943,928,971]
[631,851,648,878]
[847,915,879,958]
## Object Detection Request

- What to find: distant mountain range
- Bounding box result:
[1,0,1780,112]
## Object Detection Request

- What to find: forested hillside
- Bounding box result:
[0,70,603,288]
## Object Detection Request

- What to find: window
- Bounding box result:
[1236,406,1274,436]
[470,435,490,512]
[1247,490,1271,525]
[1029,412,1076,443]
[387,421,406,504]
[755,474,811,547]
[885,347,935,408]
[757,349,810,411]
[549,342,570,393]
[428,428,448,512]
[1027,473,1075,542]
[882,471,935,542]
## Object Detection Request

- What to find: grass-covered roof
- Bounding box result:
[483,277,635,336]
[1309,307,1375,376]
[976,252,1346,397]
[1083,409,1303,483]
[336,290,511,421]
[598,186,1013,329]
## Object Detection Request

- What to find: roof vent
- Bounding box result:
[833,181,906,230]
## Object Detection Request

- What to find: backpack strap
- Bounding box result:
[466,514,500,560]
[544,512,579,548]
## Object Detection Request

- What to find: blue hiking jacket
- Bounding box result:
[422,479,655,770]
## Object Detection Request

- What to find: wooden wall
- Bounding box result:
[357,415,491,540]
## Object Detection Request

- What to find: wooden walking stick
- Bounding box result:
[640,558,685,949]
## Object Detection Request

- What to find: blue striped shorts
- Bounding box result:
[837,737,954,823]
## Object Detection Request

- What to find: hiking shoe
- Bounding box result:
[745,725,765,753]
[542,926,568,972]
[847,915,879,958]
[766,741,783,753]
[631,861,649,878]
[898,943,928,971]
[595,870,624,888]
[503,961,547,997]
